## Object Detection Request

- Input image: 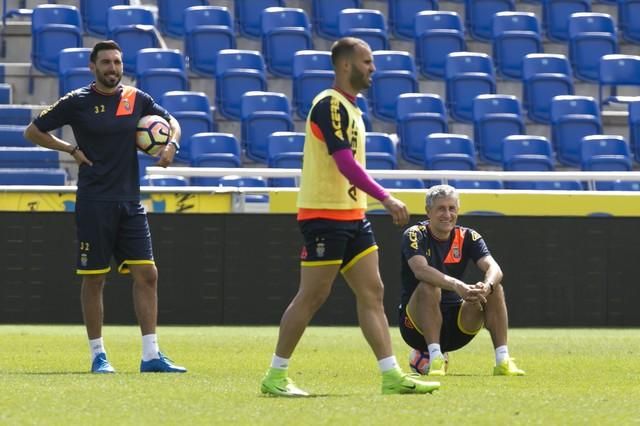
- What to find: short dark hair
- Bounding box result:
[90,40,122,63]
[330,37,369,67]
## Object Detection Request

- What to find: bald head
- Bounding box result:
[331,37,370,67]
[330,37,375,95]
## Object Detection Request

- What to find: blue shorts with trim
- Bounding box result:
[398,302,478,352]
[299,218,377,272]
[75,200,154,275]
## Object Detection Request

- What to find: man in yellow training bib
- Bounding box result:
[260,37,440,396]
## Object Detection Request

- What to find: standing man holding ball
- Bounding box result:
[24,40,186,374]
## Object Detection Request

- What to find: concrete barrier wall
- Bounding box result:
[1,212,639,326]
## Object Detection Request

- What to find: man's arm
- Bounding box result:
[156,114,181,167]
[311,96,409,225]
[475,255,504,297]
[407,255,487,303]
[24,123,92,166]
[332,149,409,225]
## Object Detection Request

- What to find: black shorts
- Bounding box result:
[75,200,155,275]
[299,218,377,273]
[398,302,479,352]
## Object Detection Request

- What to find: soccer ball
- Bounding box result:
[409,349,431,375]
[408,349,449,375]
[136,115,170,156]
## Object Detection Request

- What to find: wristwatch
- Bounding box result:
[168,140,180,153]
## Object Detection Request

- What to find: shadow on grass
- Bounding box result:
[444,373,488,377]
[2,371,143,376]
[259,393,347,398]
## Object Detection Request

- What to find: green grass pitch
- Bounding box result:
[1,326,638,425]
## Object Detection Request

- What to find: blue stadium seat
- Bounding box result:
[523,53,574,123]
[445,52,496,123]
[414,11,466,79]
[157,0,207,38]
[356,94,373,131]
[217,175,269,202]
[292,50,334,119]
[568,12,618,82]
[424,133,477,171]
[0,125,31,147]
[0,84,11,104]
[312,0,361,39]
[235,0,284,39]
[598,54,640,106]
[611,180,640,191]
[135,48,189,103]
[267,131,304,187]
[551,95,602,167]
[365,132,397,170]
[503,135,554,171]
[189,133,242,186]
[580,134,630,172]
[619,0,640,43]
[581,134,631,190]
[533,180,583,190]
[0,106,31,125]
[370,51,419,122]
[31,5,83,75]
[261,7,313,77]
[0,168,67,185]
[80,0,129,37]
[472,94,525,165]
[629,100,640,163]
[338,8,389,51]
[107,5,160,76]
[58,47,93,96]
[502,135,554,189]
[241,91,294,163]
[267,131,304,168]
[140,175,189,186]
[465,0,515,41]
[0,147,59,168]
[450,179,504,189]
[388,0,439,40]
[184,6,236,77]
[189,132,241,168]
[215,49,268,120]
[160,90,214,163]
[542,0,591,42]
[396,93,448,165]
[376,178,426,189]
[492,12,542,80]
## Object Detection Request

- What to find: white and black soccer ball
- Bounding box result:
[408,349,449,375]
[136,115,170,156]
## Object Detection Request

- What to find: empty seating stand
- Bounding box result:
[184,5,236,77]
[0,168,67,185]
[388,0,439,40]
[31,5,83,75]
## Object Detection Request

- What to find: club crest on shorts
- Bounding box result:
[316,242,325,258]
[80,253,88,267]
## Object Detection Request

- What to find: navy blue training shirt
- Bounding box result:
[399,221,491,309]
[33,83,170,201]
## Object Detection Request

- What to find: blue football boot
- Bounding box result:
[140,352,187,373]
[91,353,115,374]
